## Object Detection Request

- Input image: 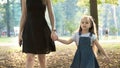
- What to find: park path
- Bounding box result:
[0,37,120,68]
[0,37,120,46]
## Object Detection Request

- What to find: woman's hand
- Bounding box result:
[51,31,58,41]
[18,32,23,47]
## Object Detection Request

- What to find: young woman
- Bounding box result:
[57,15,110,68]
[19,0,57,68]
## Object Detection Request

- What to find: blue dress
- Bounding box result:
[70,33,99,68]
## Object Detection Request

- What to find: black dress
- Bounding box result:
[22,0,56,54]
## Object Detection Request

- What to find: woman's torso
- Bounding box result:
[26,0,46,20]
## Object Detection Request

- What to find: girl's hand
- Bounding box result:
[104,56,111,63]
[18,33,22,47]
[106,56,111,63]
[51,30,58,41]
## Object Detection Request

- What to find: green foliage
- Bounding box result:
[77,0,119,7]
[0,0,21,37]
[64,20,78,34]
[52,0,65,4]
[0,37,13,42]
[97,0,118,4]
[97,0,102,4]
[0,5,6,32]
[53,0,120,36]
[105,0,119,5]
[53,3,66,35]
[52,0,79,35]
[0,0,120,37]
[109,26,119,34]
[63,0,78,20]
[77,0,89,8]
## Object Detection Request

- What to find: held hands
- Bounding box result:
[51,30,58,41]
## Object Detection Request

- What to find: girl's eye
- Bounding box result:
[81,22,84,24]
[86,22,89,24]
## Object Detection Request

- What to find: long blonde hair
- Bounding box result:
[79,15,97,36]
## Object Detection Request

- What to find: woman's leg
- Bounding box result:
[38,54,46,68]
[26,53,35,68]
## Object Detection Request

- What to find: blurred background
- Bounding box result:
[0,0,120,68]
[0,0,120,39]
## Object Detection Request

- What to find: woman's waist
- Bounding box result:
[27,12,45,17]
[26,15,46,20]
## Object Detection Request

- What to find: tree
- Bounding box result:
[77,0,118,36]
[62,0,78,20]
[5,0,10,37]
[0,0,21,37]
[100,0,119,36]
[52,0,79,35]
[0,3,6,37]
[52,0,65,4]
[90,0,98,35]
[53,3,66,35]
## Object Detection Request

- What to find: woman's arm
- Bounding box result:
[19,0,27,46]
[57,38,73,44]
[19,0,27,35]
[46,0,55,31]
[46,0,58,41]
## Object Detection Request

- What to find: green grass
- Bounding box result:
[0,37,17,43]
[0,37,13,43]
[102,43,120,52]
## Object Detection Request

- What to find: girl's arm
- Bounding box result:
[94,39,109,58]
[92,44,98,57]
[57,38,73,44]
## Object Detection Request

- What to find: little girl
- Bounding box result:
[57,15,110,68]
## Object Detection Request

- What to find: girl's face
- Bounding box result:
[80,17,91,31]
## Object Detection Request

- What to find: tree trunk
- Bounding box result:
[113,5,118,37]
[6,0,10,37]
[90,0,98,36]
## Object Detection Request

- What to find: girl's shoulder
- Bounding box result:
[90,33,97,40]
[72,32,79,39]
[91,33,96,37]
[72,32,79,36]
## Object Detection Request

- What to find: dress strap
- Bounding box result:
[89,32,93,46]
